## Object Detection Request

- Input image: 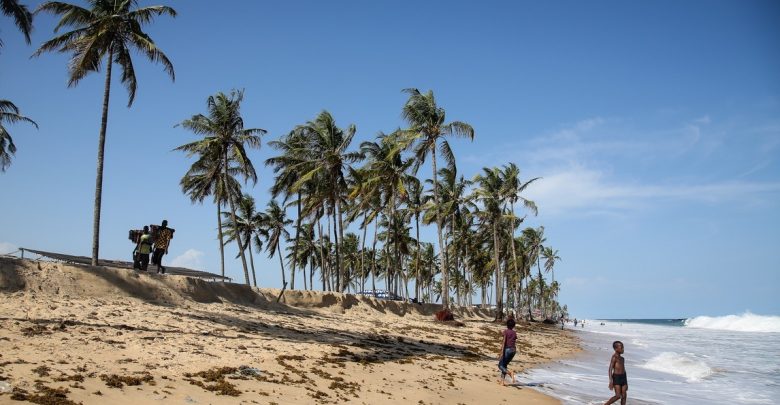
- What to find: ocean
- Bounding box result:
[519,313,780,404]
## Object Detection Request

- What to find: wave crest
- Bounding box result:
[642,352,713,382]
[684,312,780,333]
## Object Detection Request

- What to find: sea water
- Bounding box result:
[519,313,780,404]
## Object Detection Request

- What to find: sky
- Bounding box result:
[1,0,779,319]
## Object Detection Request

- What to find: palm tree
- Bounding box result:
[267,129,310,290]
[361,132,414,295]
[474,167,507,320]
[0,100,37,172]
[401,88,474,308]
[35,0,176,265]
[501,162,539,316]
[222,195,266,287]
[542,246,561,317]
[405,178,424,300]
[522,226,545,320]
[179,145,242,279]
[176,90,266,285]
[287,111,361,292]
[262,199,292,289]
[1,0,33,49]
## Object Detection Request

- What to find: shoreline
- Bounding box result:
[0,257,580,404]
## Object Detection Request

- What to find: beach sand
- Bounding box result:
[0,257,579,404]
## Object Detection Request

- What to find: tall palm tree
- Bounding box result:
[176,90,265,285]
[501,162,539,316]
[35,0,176,265]
[288,111,361,292]
[0,100,37,172]
[179,145,242,279]
[474,167,506,319]
[401,88,474,308]
[1,0,33,49]
[262,199,292,288]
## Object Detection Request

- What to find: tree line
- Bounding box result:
[2,0,565,319]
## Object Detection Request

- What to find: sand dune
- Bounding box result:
[0,257,579,404]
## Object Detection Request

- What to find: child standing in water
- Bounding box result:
[605,340,628,405]
[497,318,517,385]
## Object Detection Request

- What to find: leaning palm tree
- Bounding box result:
[400,88,474,308]
[1,0,33,49]
[35,0,176,265]
[176,90,266,285]
[0,100,37,172]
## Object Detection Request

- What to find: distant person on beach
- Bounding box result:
[605,340,628,405]
[574,318,578,327]
[497,318,517,385]
[152,220,174,274]
[133,226,153,271]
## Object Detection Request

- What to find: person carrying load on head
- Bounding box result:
[152,219,174,274]
[133,226,153,271]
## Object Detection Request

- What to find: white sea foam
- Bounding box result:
[684,312,780,333]
[641,352,714,382]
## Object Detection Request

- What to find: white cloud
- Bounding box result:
[170,249,205,270]
[0,242,17,255]
[525,165,780,216]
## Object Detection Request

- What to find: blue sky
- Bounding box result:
[1,1,778,318]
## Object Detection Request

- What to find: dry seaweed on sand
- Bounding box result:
[99,373,154,388]
[183,367,242,396]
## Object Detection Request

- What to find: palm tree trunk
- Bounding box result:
[317,217,327,291]
[371,216,378,296]
[509,202,520,317]
[527,262,534,321]
[337,198,347,292]
[248,242,257,287]
[493,223,503,320]
[224,151,251,285]
[415,213,420,301]
[217,203,226,279]
[360,211,368,293]
[278,241,287,287]
[91,48,114,266]
[537,259,544,319]
[430,147,449,308]
[289,192,302,290]
[331,199,341,292]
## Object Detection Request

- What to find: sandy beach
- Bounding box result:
[0,257,579,404]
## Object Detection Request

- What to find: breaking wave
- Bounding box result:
[642,352,714,382]
[684,312,780,333]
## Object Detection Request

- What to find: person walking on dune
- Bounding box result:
[605,340,628,405]
[152,219,174,274]
[133,226,153,271]
[497,318,517,385]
